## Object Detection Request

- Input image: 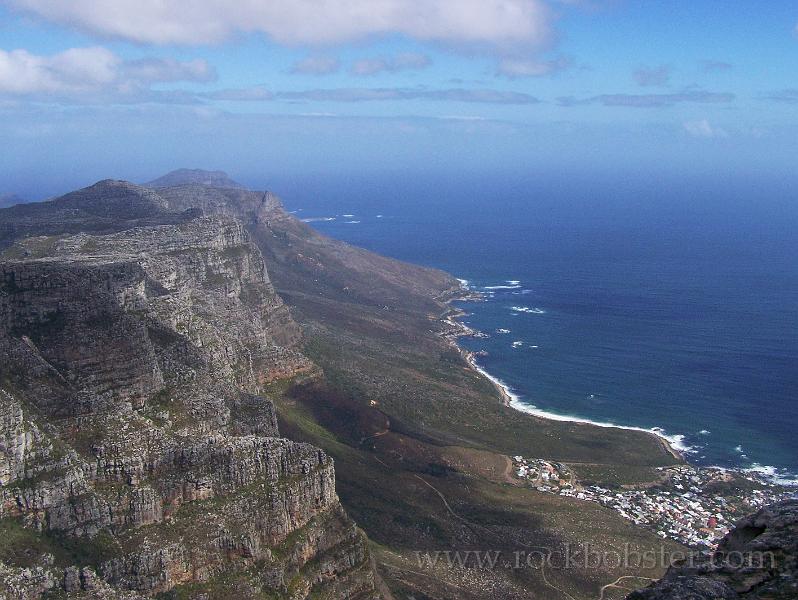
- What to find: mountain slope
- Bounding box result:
[0,194,23,209]
[0,180,196,251]
[148,174,688,599]
[0,190,380,598]
[146,169,245,189]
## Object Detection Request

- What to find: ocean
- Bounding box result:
[271,171,798,483]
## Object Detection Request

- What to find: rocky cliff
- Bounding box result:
[0,187,380,598]
[628,500,798,600]
[153,181,460,315]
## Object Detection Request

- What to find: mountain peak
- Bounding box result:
[145,169,244,189]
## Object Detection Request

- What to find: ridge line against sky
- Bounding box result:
[1,1,797,195]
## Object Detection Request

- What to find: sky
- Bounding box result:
[1,1,797,198]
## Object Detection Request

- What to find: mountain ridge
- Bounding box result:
[0,182,381,599]
[145,168,245,190]
[4,170,792,599]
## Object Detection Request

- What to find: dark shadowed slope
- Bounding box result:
[0,180,197,250]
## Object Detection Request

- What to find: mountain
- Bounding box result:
[0,185,379,598]
[143,174,692,599]
[628,500,798,599]
[0,180,195,251]
[0,194,23,209]
[5,171,772,599]
[145,168,245,189]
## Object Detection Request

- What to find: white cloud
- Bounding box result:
[290,56,340,75]
[0,47,119,94]
[633,65,670,87]
[7,0,553,48]
[496,56,570,78]
[203,86,273,101]
[683,119,728,138]
[122,57,215,82]
[0,46,213,101]
[277,87,540,104]
[351,53,431,76]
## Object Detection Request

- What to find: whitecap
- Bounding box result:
[466,352,695,456]
[735,445,744,453]
[699,429,711,435]
[496,328,511,334]
[510,306,546,314]
[744,464,798,487]
[512,341,523,348]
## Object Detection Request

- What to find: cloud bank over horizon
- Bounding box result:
[6,0,555,48]
[1,1,797,193]
[0,46,213,102]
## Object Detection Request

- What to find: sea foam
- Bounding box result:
[511,306,546,314]
[484,284,522,290]
[468,355,694,455]
[744,464,798,487]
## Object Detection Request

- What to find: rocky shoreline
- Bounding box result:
[438,281,796,550]
[441,284,684,458]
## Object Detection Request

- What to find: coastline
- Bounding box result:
[442,281,686,462]
[442,280,798,486]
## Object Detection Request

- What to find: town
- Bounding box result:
[513,456,796,548]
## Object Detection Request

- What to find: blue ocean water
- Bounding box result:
[271,171,798,481]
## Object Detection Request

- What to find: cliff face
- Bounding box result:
[0,195,379,598]
[628,500,798,600]
[153,184,460,314]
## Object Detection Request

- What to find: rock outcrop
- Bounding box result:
[627,500,798,599]
[0,184,379,598]
[153,181,460,314]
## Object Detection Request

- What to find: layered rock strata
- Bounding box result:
[0,194,378,599]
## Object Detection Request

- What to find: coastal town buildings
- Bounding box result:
[512,457,796,548]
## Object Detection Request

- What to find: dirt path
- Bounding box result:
[502,455,518,484]
[599,575,656,599]
[411,472,580,600]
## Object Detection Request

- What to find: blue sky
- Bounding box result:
[1,1,797,198]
